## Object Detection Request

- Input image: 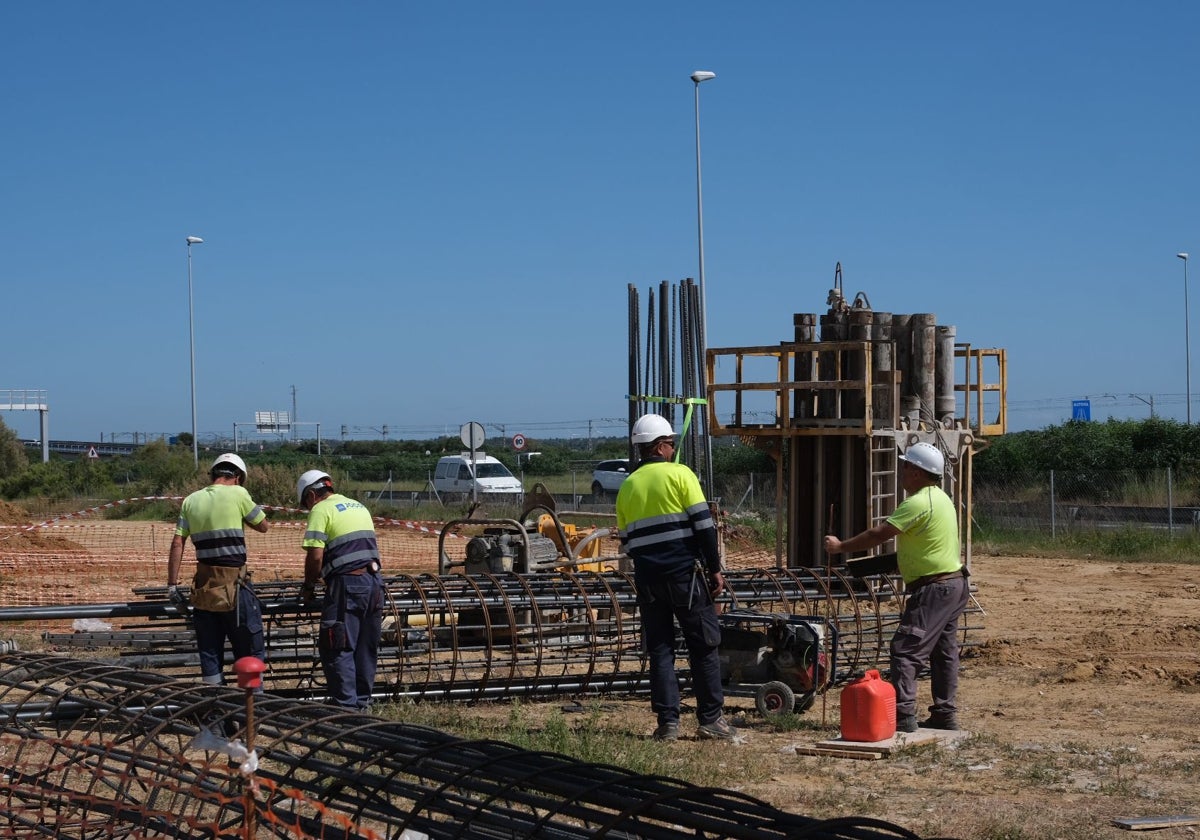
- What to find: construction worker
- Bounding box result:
[167,452,270,686]
[823,441,969,732]
[615,413,735,742]
[296,469,385,709]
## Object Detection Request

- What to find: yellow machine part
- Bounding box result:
[537,514,606,571]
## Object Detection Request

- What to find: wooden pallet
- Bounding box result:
[794,728,966,760]
[1111,815,1200,832]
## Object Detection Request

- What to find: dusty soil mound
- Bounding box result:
[0,529,89,551]
[0,501,32,525]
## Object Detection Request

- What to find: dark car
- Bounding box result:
[591,459,631,500]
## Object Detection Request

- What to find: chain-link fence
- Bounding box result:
[974,468,1200,539]
[22,468,1197,549]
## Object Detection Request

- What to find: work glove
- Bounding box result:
[301,583,318,606]
[167,585,189,609]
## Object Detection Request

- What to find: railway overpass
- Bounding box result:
[22,439,145,457]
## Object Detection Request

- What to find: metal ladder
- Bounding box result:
[867,433,898,552]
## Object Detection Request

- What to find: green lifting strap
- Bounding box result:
[626,394,708,464]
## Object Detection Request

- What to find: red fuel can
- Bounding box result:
[840,669,896,742]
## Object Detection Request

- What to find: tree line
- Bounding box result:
[973,417,1200,477]
[0,420,775,511]
[4,415,1191,512]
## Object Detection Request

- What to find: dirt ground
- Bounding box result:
[705,553,1200,839]
[425,551,1200,839]
[3,498,1199,838]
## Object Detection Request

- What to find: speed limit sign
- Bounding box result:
[511,433,527,451]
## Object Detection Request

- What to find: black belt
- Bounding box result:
[342,562,381,576]
[907,568,965,592]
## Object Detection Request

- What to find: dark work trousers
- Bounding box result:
[637,567,725,727]
[890,573,970,718]
[320,571,385,709]
[194,582,264,686]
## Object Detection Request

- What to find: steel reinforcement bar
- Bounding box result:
[3,569,981,704]
[0,651,950,840]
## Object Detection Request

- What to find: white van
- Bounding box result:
[432,453,523,497]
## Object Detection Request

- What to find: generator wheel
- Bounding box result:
[755,680,795,719]
[794,689,818,713]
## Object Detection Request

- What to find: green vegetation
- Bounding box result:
[973,526,1200,564]
[0,418,775,515]
[8,416,1200,566]
[976,416,1200,474]
[374,698,774,786]
[976,417,1200,505]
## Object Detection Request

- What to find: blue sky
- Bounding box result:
[3,3,1198,445]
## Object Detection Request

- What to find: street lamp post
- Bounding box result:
[186,236,204,468]
[690,70,716,497]
[1179,252,1190,424]
[691,70,716,351]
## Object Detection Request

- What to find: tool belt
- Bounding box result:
[191,563,246,612]
[906,567,967,593]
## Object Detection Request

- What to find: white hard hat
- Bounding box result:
[899,442,945,476]
[210,452,248,478]
[296,469,332,505]
[631,414,676,445]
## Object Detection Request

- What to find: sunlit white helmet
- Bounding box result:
[631,414,676,446]
[210,453,248,479]
[899,442,944,476]
[296,469,333,505]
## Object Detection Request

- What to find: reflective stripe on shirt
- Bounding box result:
[191,527,249,567]
[302,494,381,578]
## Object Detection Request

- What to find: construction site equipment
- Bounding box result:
[2,567,981,705]
[438,516,563,574]
[0,650,951,840]
[704,268,1008,569]
[438,484,623,575]
[717,609,836,718]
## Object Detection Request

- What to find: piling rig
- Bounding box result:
[704,266,1008,569]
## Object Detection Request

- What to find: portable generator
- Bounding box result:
[717,609,837,718]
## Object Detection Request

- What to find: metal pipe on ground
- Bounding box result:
[2,569,982,705]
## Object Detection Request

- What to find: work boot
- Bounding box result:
[919,713,959,731]
[896,714,918,733]
[652,722,680,742]
[697,716,737,741]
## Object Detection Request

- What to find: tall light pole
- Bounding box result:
[691,69,717,498]
[1179,252,1190,424]
[186,236,204,468]
[691,70,716,351]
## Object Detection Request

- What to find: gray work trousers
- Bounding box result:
[890,573,969,718]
